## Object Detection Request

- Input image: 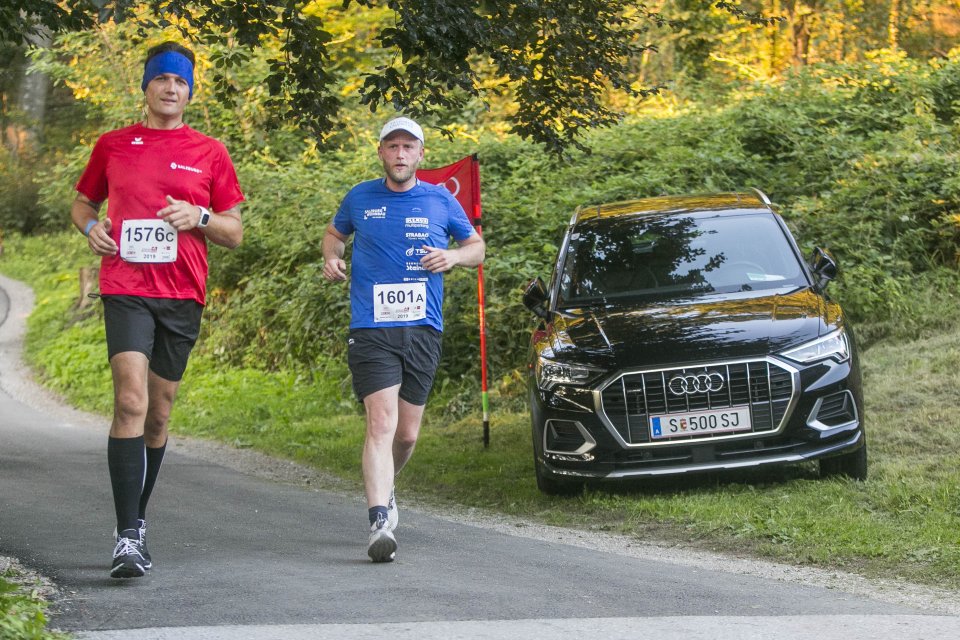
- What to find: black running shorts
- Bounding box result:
[347,326,443,405]
[102,295,203,382]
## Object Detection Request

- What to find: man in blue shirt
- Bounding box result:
[321,117,485,562]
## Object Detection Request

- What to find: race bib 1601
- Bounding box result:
[373,282,427,323]
[120,219,177,263]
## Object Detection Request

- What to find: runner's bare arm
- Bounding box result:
[200,206,242,249]
[156,195,242,249]
[322,225,349,282]
[72,193,118,256]
[420,233,485,273]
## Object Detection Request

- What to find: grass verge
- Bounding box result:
[3,232,960,591]
[0,562,65,640]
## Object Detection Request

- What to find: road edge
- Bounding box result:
[2,272,959,616]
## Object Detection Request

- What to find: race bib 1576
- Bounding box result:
[120,219,177,263]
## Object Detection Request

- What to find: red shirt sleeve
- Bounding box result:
[209,141,244,213]
[75,136,110,203]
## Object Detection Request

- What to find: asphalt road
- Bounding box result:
[1,273,959,640]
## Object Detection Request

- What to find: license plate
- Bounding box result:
[649,407,751,440]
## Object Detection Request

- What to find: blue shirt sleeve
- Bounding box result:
[332,190,355,236]
[444,191,476,242]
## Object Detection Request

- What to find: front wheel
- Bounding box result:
[819,440,867,481]
[535,459,583,495]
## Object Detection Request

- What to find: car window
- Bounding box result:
[558,212,807,305]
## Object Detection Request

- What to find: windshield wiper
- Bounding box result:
[558,296,610,312]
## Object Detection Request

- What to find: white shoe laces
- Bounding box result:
[113,536,143,559]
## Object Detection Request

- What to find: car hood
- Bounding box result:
[548,288,839,369]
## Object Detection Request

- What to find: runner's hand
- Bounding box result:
[157,195,201,231]
[322,258,348,281]
[87,218,118,256]
[420,246,458,273]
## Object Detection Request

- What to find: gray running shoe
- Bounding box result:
[111,529,146,579]
[387,488,399,531]
[367,514,397,563]
[113,519,151,570]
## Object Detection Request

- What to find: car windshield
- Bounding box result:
[558,212,808,306]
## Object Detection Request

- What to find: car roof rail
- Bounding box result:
[751,188,772,206]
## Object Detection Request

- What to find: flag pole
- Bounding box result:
[470,154,491,448]
[416,154,490,446]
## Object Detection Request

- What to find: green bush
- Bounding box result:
[9,50,960,407]
[0,574,64,640]
[0,152,42,234]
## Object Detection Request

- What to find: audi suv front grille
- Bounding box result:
[598,359,797,446]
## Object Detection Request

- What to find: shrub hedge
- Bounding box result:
[5,51,960,408]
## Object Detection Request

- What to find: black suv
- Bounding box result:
[522,191,865,494]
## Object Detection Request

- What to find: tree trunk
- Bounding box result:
[888,0,901,50]
[770,0,782,74]
[5,28,51,161]
[792,11,811,68]
[785,1,817,70]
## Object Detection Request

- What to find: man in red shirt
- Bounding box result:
[71,41,244,578]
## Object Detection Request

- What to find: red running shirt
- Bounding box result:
[75,123,244,305]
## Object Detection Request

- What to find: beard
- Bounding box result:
[383,159,419,186]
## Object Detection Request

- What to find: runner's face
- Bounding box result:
[143,72,190,123]
[378,132,424,190]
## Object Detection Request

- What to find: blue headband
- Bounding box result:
[141,51,194,99]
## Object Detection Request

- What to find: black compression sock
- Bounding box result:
[138,440,167,520]
[108,436,145,534]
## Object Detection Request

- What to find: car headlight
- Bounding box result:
[780,328,851,364]
[536,356,604,391]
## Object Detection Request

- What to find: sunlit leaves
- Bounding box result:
[6,1,786,155]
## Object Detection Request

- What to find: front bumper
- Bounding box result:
[530,354,864,481]
[540,429,863,480]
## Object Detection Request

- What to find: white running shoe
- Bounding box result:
[367,515,397,563]
[387,488,399,531]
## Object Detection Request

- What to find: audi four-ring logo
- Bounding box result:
[668,372,725,395]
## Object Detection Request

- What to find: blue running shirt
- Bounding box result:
[333,179,476,331]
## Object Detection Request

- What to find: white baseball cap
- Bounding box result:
[379,117,424,143]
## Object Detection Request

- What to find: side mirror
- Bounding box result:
[809,247,838,289]
[522,277,551,320]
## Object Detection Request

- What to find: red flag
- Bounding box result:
[417,154,482,225]
[417,154,491,446]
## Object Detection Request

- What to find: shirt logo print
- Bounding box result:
[169,162,203,174]
[131,137,144,145]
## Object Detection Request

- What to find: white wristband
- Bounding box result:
[197,206,211,228]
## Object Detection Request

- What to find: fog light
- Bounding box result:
[544,420,597,455]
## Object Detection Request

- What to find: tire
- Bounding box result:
[530,399,583,496]
[819,440,867,481]
[534,454,583,496]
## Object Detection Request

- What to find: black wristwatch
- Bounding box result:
[197,206,211,228]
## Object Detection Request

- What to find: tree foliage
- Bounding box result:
[0,1,98,45]
[1,1,792,155]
